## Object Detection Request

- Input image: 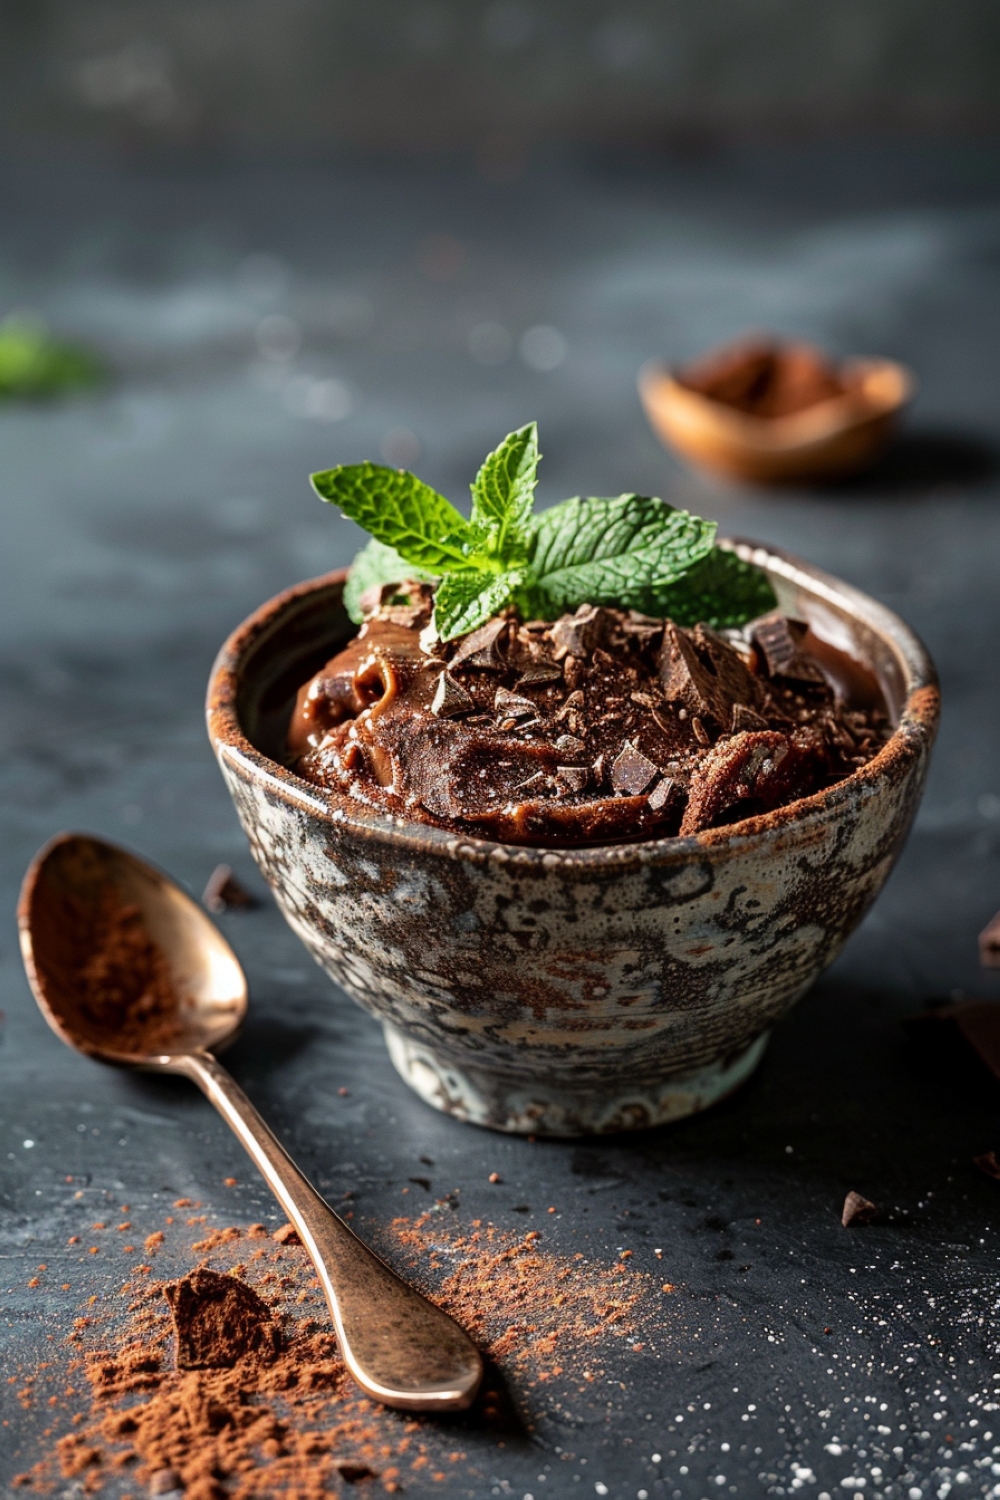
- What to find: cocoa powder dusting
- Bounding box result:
[33,869,184,1055]
[12,1209,669,1495]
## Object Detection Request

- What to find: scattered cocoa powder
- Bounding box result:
[13,1209,669,1495]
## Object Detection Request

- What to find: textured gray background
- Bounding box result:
[3,140,1000,1496]
[3,0,1000,159]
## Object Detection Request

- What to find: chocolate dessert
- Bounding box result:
[288,583,888,847]
[289,421,889,845]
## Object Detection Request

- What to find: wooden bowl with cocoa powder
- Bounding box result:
[638,341,915,485]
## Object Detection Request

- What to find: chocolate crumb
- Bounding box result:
[973,1151,1000,1181]
[202,865,256,914]
[165,1269,279,1369]
[336,1461,378,1482]
[841,1191,878,1227]
[979,910,1000,969]
[273,1223,302,1246]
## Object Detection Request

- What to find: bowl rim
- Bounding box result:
[206,541,939,871]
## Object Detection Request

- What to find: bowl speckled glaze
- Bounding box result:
[206,542,938,1137]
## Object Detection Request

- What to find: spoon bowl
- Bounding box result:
[19,832,246,1064]
[18,831,483,1413]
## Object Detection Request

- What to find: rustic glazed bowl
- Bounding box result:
[638,358,915,484]
[206,543,938,1137]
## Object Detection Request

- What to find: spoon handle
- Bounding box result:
[176,1049,482,1411]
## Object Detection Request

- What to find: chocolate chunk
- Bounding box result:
[611,741,660,796]
[165,1269,279,1369]
[517,662,562,687]
[620,610,664,647]
[550,605,608,658]
[449,616,509,670]
[751,614,825,684]
[555,733,586,755]
[495,689,538,722]
[980,910,1000,969]
[973,1151,1000,1181]
[679,729,822,835]
[659,621,764,731]
[430,672,474,719]
[272,1222,303,1246]
[202,865,256,914]
[555,765,589,795]
[841,1191,877,1227]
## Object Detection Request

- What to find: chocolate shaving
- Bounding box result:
[841,1191,877,1227]
[518,662,563,687]
[165,1269,279,1369]
[202,865,256,914]
[647,777,679,814]
[555,733,586,755]
[980,909,1000,969]
[731,704,770,734]
[611,741,660,796]
[449,616,509,670]
[430,672,474,719]
[495,689,538,722]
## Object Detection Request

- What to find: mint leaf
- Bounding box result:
[311,462,479,573]
[470,422,538,558]
[343,538,437,623]
[0,316,101,398]
[434,568,524,641]
[522,494,717,617]
[655,546,778,629]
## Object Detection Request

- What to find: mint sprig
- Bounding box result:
[311,421,776,639]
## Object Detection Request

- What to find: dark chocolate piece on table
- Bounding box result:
[202,865,256,914]
[841,1191,877,1227]
[979,909,1000,968]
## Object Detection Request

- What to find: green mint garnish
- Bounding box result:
[311,421,776,640]
[520,493,716,618]
[0,315,101,398]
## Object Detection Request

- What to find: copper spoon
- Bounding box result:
[17,832,483,1413]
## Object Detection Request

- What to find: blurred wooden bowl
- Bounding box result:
[638,356,915,484]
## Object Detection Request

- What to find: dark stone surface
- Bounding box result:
[3,143,1000,1497]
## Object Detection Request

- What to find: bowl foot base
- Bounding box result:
[382,1026,770,1137]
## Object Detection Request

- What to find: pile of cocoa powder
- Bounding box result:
[677,338,855,418]
[11,1205,668,1496]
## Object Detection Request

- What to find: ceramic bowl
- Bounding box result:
[206,543,938,1137]
[638,358,915,484]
